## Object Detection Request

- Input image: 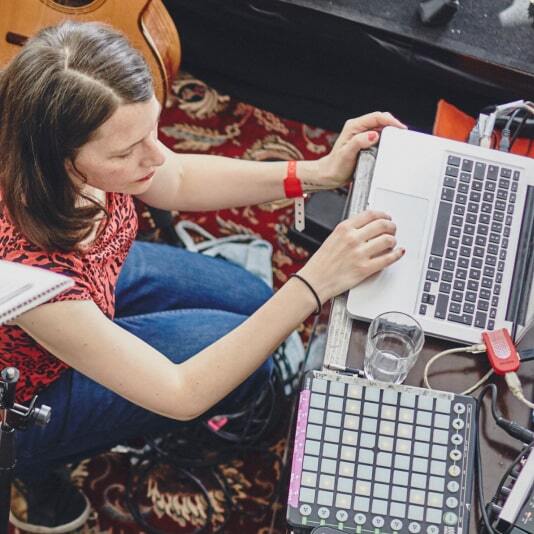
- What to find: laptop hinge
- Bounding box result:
[506,185,534,332]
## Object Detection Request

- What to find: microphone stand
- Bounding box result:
[0,367,51,534]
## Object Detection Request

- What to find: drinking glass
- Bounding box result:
[364,311,424,384]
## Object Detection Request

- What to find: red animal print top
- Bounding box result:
[0,193,138,402]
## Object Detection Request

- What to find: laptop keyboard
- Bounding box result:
[419,154,521,330]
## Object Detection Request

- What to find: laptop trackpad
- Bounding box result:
[346,188,430,319]
[372,188,428,261]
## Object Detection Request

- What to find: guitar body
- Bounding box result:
[0,0,181,105]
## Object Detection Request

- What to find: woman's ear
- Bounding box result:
[65,157,86,185]
[64,157,76,178]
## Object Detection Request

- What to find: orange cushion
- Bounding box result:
[433,99,534,158]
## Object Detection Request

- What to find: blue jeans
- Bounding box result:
[15,241,274,480]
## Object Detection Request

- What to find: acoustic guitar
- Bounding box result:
[0,0,181,105]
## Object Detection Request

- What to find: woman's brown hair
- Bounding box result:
[0,21,153,251]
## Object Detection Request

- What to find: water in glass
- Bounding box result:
[364,331,416,384]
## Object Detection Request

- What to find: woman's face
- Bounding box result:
[68,95,166,194]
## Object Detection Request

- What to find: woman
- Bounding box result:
[0,21,405,533]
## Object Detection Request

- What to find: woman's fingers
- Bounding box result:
[341,129,381,155]
[345,111,407,133]
[362,233,398,257]
[367,247,405,274]
[348,210,391,230]
[335,111,407,146]
[301,209,405,300]
[357,218,397,242]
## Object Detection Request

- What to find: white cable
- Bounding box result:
[423,343,490,395]
[461,368,494,396]
[479,100,534,148]
[423,347,464,389]
[505,372,534,409]
[481,113,497,147]
[495,99,525,112]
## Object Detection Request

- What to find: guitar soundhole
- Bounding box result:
[51,0,95,7]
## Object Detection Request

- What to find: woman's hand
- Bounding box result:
[298,210,404,302]
[303,112,407,191]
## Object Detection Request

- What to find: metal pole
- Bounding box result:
[0,424,15,534]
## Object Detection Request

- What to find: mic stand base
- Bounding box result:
[0,425,15,534]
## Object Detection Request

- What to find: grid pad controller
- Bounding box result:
[287,372,476,534]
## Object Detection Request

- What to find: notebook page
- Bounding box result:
[0,260,74,324]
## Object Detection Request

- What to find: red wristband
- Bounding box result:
[283,160,303,198]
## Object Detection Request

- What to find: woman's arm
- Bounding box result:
[15,210,402,420]
[137,147,320,211]
[14,279,316,421]
[138,112,406,212]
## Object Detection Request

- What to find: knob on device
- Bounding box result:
[418,0,460,26]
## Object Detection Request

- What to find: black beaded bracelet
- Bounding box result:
[289,273,322,316]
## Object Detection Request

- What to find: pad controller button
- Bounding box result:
[318,507,330,519]
[449,465,461,477]
[372,516,385,528]
[447,480,460,492]
[299,504,312,516]
[336,510,348,522]
[354,513,367,525]
[453,403,465,414]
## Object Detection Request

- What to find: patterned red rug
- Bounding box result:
[12,72,338,534]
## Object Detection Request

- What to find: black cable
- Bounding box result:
[490,440,534,511]
[125,454,215,534]
[475,384,534,534]
[122,324,314,534]
[213,446,284,523]
[203,365,283,445]
[209,465,234,531]
[476,384,500,534]
[499,109,523,152]
[477,105,534,141]
[123,358,290,533]
[509,110,530,150]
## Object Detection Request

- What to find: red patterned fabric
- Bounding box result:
[0,192,137,401]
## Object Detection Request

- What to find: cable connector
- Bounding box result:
[499,129,511,152]
[466,343,487,353]
[481,112,497,148]
[494,414,534,443]
[468,113,488,145]
[207,415,229,432]
[504,372,534,410]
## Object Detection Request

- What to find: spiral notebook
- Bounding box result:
[0,260,74,325]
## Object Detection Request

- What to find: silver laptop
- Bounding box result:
[347,127,534,344]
